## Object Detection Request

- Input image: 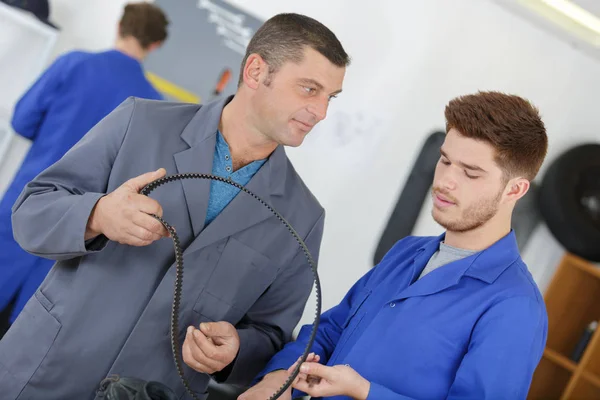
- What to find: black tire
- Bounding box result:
[539,143,600,262]
[373,131,446,265]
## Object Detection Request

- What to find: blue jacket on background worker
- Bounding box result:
[0,2,169,328]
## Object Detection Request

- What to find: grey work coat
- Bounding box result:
[0,96,325,400]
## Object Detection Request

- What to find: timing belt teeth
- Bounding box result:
[140,173,321,400]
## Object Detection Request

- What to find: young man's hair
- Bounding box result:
[119,2,169,49]
[238,13,350,86]
[445,91,548,181]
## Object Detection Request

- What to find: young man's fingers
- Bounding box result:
[292,379,323,397]
[300,362,335,380]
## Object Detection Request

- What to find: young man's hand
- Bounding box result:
[238,353,320,400]
[292,362,370,400]
[237,370,292,400]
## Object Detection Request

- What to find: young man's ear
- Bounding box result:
[505,178,530,202]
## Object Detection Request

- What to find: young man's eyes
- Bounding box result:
[440,158,480,179]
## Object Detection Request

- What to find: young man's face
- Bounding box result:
[431,129,508,232]
[252,47,346,147]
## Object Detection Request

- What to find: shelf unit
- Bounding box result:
[528,253,600,399]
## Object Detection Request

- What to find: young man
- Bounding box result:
[0,1,168,335]
[242,91,548,400]
[0,13,349,400]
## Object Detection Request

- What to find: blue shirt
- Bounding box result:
[205,131,266,225]
[257,231,548,399]
[0,49,162,322]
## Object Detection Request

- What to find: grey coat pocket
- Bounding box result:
[200,237,278,312]
[0,290,61,399]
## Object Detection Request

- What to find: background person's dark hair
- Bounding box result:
[445,91,548,182]
[119,2,169,50]
[238,13,350,86]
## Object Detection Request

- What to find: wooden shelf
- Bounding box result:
[567,253,600,281]
[581,371,600,390]
[563,375,600,400]
[543,348,577,372]
[528,357,572,399]
[528,253,600,400]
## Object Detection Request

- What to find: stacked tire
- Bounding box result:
[539,144,600,262]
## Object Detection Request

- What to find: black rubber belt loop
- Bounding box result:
[141,173,321,400]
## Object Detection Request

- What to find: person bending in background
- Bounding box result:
[241,91,549,400]
[0,1,168,337]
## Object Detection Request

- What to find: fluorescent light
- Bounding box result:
[517,0,600,46]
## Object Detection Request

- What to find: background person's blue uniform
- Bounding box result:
[256,231,547,399]
[0,49,162,324]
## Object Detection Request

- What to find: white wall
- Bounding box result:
[48,0,129,58]
[9,0,600,328]
[225,0,600,327]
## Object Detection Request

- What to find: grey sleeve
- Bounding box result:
[11,97,136,260]
[215,210,326,387]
